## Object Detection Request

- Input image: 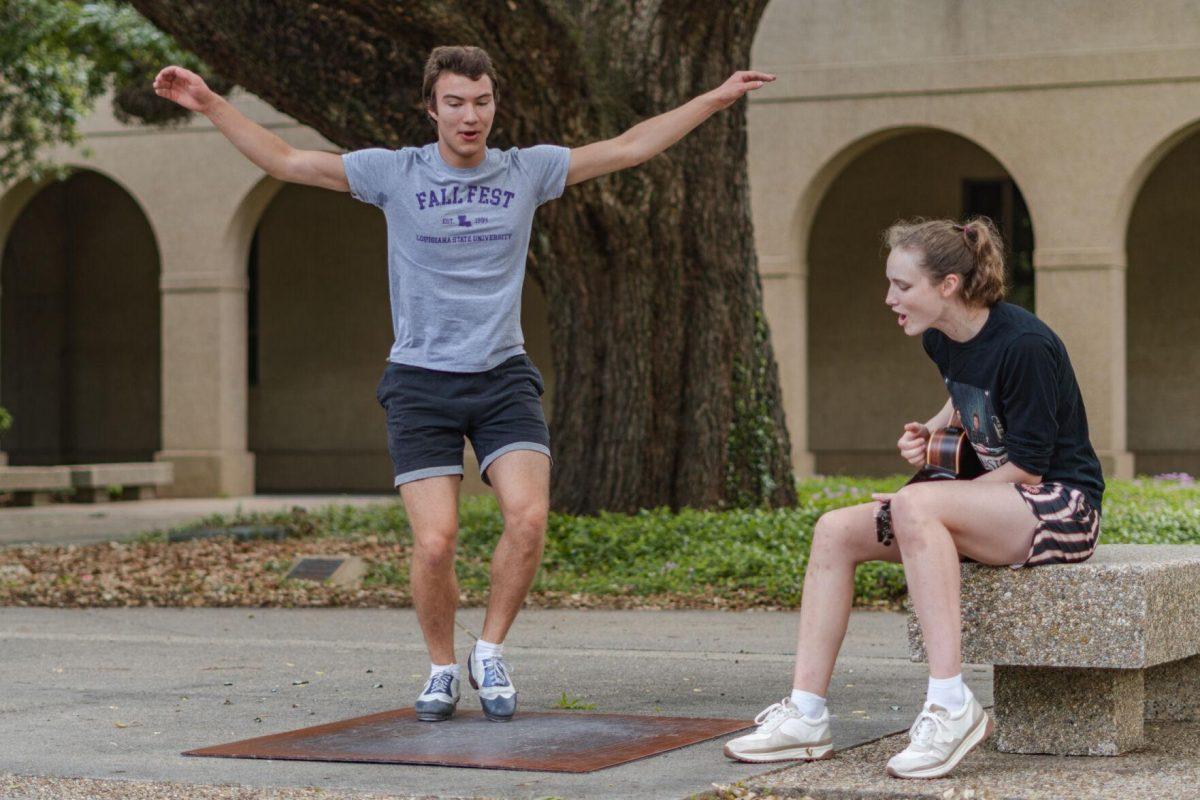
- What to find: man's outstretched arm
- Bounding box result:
[153,66,349,192]
[564,70,775,187]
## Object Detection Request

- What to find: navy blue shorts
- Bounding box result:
[375,354,551,488]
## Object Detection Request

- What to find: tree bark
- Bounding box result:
[129,0,796,514]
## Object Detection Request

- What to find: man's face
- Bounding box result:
[428,72,495,164]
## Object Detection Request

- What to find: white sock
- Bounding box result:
[789,689,827,719]
[474,638,503,660]
[430,662,460,678]
[926,673,966,712]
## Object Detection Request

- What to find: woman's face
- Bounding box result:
[884,246,955,336]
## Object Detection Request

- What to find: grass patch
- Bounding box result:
[134,475,1200,610]
[551,692,597,710]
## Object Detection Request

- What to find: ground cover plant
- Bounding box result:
[0,477,1197,610]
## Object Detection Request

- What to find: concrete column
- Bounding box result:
[760,253,815,478]
[155,269,254,497]
[1034,247,1134,479]
[0,277,5,467]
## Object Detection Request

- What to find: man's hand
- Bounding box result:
[897,421,931,467]
[152,64,348,192]
[705,71,776,110]
[153,66,217,114]
[565,68,776,186]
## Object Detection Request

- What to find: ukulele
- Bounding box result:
[875,410,984,546]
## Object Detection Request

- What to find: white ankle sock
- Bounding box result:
[475,638,503,660]
[926,673,966,712]
[430,662,460,678]
[789,689,827,719]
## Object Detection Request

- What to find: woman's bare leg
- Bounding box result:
[888,480,1037,679]
[792,501,902,695]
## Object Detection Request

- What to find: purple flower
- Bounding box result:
[1153,472,1195,484]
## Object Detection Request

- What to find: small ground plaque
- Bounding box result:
[285,555,366,587]
[184,709,752,772]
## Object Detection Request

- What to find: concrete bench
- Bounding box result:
[68,462,174,502]
[0,466,73,506]
[907,544,1200,756]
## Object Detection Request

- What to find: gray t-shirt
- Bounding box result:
[343,142,570,371]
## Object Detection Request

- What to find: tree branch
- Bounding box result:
[127,0,589,149]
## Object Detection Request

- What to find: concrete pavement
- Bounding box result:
[0,607,977,799]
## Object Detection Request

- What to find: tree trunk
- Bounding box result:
[129,0,797,514]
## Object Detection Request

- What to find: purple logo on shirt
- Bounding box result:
[417,184,515,210]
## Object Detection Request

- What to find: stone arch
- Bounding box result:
[1,169,162,465]
[1124,119,1200,476]
[232,173,557,494]
[1115,118,1200,256]
[792,124,1043,275]
[243,182,391,491]
[802,128,1036,474]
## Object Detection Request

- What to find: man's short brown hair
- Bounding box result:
[422,46,498,110]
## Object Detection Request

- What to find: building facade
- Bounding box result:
[2,1,1198,495]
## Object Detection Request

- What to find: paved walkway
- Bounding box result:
[0,495,397,548]
[0,607,950,799]
[3,498,1190,799]
[752,717,1200,800]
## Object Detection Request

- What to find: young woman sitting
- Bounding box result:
[723,217,1104,779]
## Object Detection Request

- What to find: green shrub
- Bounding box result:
[161,476,1200,608]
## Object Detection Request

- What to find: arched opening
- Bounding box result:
[806,130,1034,475]
[1,171,161,465]
[247,183,392,491]
[1126,126,1200,476]
[245,181,561,493]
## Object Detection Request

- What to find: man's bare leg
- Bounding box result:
[400,475,462,665]
[479,450,551,644]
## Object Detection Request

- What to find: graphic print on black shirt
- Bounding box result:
[945,379,1007,470]
[921,302,1105,512]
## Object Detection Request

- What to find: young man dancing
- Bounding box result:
[154,46,773,722]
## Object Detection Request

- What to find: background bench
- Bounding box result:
[0,466,73,506]
[68,462,174,502]
[908,544,1200,755]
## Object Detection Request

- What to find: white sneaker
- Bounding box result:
[723,699,834,763]
[886,688,992,779]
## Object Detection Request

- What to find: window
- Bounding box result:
[962,179,1034,310]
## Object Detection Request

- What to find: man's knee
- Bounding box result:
[413,526,458,571]
[504,501,548,547]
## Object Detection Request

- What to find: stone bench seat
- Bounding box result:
[907,544,1200,756]
[0,466,73,506]
[68,462,174,502]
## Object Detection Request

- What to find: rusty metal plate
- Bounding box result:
[184,709,752,772]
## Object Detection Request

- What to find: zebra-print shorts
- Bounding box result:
[1013,483,1101,568]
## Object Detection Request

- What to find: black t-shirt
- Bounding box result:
[922,302,1105,512]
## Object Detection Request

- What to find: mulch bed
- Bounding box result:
[0,536,770,611]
